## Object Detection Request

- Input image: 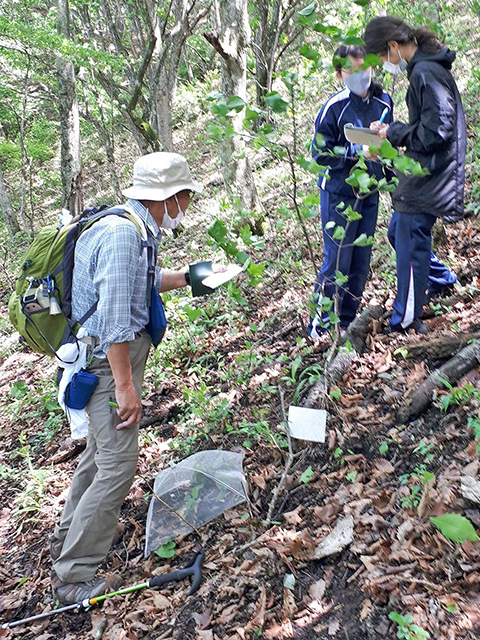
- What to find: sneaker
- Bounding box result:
[49,535,63,563]
[51,572,123,604]
[388,319,428,335]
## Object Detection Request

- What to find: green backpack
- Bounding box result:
[8,206,143,359]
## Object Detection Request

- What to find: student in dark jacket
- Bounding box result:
[308,45,394,338]
[365,16,465,334]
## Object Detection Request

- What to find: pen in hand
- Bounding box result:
[379,107,389,125]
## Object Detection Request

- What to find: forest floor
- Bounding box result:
[1,153,480,640]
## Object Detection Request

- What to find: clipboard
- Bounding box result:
[201,264,244,289]
[344,123,382,148]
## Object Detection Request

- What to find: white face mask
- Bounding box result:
[161,195,184,230]
[383,48,408,75]
[344,68,372,96]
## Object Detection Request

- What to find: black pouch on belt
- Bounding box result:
[64,369,99,409]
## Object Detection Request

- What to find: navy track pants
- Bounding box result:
[311,189,379,331]
[388,211,456,328]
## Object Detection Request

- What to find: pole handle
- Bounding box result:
[148,551,204,594]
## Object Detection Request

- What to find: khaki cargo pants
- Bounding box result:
[53,331,151,583]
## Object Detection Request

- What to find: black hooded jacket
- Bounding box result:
[387,47,466,221]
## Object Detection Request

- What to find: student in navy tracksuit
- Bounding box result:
[308,45,393,338]
[365,16,464,334]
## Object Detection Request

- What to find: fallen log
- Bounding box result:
[304,305,384,408]
[403,332,480,362]
[397,339,480,424]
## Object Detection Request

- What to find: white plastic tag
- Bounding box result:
[287,405,327,442]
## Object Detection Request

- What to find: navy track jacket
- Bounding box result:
[312,85,393,196]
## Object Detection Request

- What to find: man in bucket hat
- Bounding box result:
[50,152,204,603]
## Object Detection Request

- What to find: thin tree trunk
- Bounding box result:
[0,165,20,236]
[206,0,257,210]
[155,68,175,152]
[18,55,34,236]
[57,0,83,215]
[252,0,302,111]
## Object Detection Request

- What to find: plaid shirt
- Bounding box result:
[72,199,162,357]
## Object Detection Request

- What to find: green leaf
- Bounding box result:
[208,219,228,243]
[362,53,382,67]
[393,155,428,176]
[290,354,302,380]
[265,91,289,113]
[16,576,29,588]
[325,221,336,230]
[207,123,224,139]
[320,296,333,311]
[389,611,409,625]
[155,540,176,558]
[353,0,370,6]
[212,102,229,117]
[245,106,261,121]
[300,44,320,62]
[298,2,316,16]
[353,233,374,246]
[344,205,362,221]
[9,381,29,398]
[240,224,253,246]
[421,470,435,484]
[394,346,409,359]
[299,466,315,484]
[330,388,341,400]
[296,156,325,175]
[345,169,373,192]
[334,270,349,286]
[379,140,398,159]
[333,226,346,240]
[342,35,365,46]
[226,95,246,112]
[183,306,203,322]
[430,513,480,543]
[377,177,398,192]
[247,262,265,277]
[379,441,389,455]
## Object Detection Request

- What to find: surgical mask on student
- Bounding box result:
[161,195,184,230]
[383,48,408,75]
[344,68,372,96]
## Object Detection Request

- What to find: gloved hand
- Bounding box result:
[189,261,216,297]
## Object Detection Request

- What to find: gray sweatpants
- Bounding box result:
[53,331,151,582]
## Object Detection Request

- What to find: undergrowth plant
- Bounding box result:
[437,377,480,412]
[389,611,430,640]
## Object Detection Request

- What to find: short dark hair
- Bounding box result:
[364,16,442,56]
[333,44,365,73]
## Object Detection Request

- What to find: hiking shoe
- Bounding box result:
[51,572,123,604]
[387,319,428,335]
[49,535,64,563]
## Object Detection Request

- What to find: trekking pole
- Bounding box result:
[2,551,204,630]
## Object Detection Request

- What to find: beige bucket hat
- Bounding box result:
[122,152,203,201]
